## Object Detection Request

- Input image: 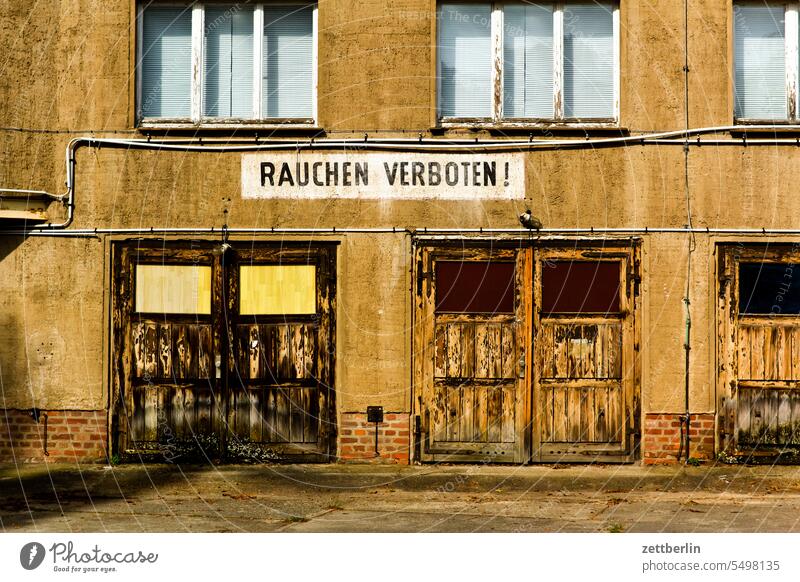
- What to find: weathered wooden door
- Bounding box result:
[226,245,336,461]
[112,241,336,462]
[532,247,638,462]
[113,243,222,457]
[719,245,800,459]
[414,245,529,463]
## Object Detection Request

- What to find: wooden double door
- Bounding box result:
[112,241,336,462]
[719,244,800,459]
[414,243,639,463]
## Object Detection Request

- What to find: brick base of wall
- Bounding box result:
[643,413,715,464]
[339,412,410,464]
[0,409,108,463]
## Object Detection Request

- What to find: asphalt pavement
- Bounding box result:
[2,462,800,532]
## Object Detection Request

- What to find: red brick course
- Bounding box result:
[643,413,715,465]
[0,409,108,464]
[339,412,410,464]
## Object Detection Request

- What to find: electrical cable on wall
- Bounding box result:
[6,125,800,237]
[678,0,696,464]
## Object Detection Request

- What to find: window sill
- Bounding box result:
[730,120,800,135]
[136,121,323,136]
[433,119,625,136]
[0,190,50,224]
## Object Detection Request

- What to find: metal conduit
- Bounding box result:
[12,227,800,238]
[0,188,65,200]
[4,126,800,233]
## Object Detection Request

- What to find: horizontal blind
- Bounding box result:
[263,5,314,119]
[438,4,492,118]
[204,6,254,118]
[734,5,786,120]
[563,3,614,119]
[503,3,554,118]
[141,7,192,119]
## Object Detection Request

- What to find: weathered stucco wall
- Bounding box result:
[318,0,436,130]
[0,0,791,434]
[337,233,411,412]
[641,233,713,414]
[0,236,105,410]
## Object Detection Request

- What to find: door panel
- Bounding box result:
[115,246,221,456]
[538,321,622,379]
[538,320,623,446]
[226,245,336,459]
[736,323,800,447]
[533,249,637,462]
[415,246,528,463]
[129,321,216,445]
[541,382,622,444]
[719,245,800,457]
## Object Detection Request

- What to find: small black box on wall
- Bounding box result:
[367,406,384,423]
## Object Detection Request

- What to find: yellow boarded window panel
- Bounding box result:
[135,265,212,314]
[239,265,316,315]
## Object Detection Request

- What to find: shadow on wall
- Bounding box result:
[0,234,45,463]
[0,234,110,464]
[0,313,26,414]
[0,233,94,409]
[0,280,46,463]
[0,233,22,260]
[0,234,33,411]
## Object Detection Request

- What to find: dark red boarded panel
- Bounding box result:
[542,261,621,314]
[435,261,515,313]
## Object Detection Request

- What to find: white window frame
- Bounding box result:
[136,1,318,128]
[733,0,800,123]
[436,2,620,128]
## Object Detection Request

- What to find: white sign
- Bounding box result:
[241,152,524,200]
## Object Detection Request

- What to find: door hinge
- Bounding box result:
[718,273,732,298]
[423,409,431,455]
[627,268,641,297]
[417,256,433,297]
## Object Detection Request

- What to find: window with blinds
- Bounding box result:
[503,4,554,119]
[204,7,254,118]
[138,3,316,123]
[438,4,493,118]
[264,6,315,118]
[733,4,788,121]
[563,4,615,119]
[437,2,618,123]
[141,7,193,119]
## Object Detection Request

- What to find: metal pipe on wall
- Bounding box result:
[5,126,800,234]
[0,188,65,200]
[14,227,800,237]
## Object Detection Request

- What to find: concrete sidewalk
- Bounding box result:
[2,462,800,533]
